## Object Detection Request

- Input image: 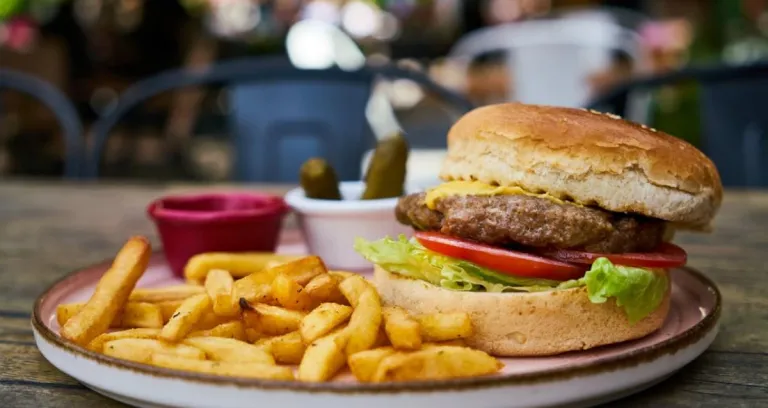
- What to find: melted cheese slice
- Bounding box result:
[424,181,582,209]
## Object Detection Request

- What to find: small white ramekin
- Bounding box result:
[284,181,413,270]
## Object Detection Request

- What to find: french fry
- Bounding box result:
[205,269,238,317]
[371,346,502,382]
[234,281,274,305]
[159,294,212,342]
[256,331,306,364]
[416,313,473,342]
[297,329,348,382]
[193,312,234,331]
[272,274,314,311]
[57,302,163,329]
[232,267,278,304]
[188,320,246,341]
[183,337,275,365]
[382,307,421,350]
[61,237,151,346]
[300,303,353,344]
[304,273,347,305]
[130,285,204,303]
[234,268,278,288]
[263,259,293,269]
[245,328,263,343]
[115,302,164,329]
[270,256,328,286]
[56,303,83,326]
[185,252,302,283]
[163,301,232,330]
[241,301,306,335]
[86,328,161,353]
[157,300,184,322]
[103,338,205,363]
[339,275,368,308]
[150,354,295,380]
[345,288,382,355]
[328,270,356,280]
[348,347,397,382]
[232,256,327,304]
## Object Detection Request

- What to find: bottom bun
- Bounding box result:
[373,265,670,356]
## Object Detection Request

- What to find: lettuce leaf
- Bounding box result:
[354,236,669,324]
[353,235,561,292]
[575,258,669,324]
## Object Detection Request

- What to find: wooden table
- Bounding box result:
[1,180,766,407]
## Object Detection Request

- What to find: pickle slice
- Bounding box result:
[300,158,342,200]
[362,133,409,200]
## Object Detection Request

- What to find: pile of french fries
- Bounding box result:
[58,236,503,382]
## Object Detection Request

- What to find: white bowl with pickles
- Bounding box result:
[285,136,414,271]
[285,179,413,271]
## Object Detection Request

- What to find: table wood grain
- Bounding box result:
[1,180,766,407]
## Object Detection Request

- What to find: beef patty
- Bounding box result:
[396,193,666,253]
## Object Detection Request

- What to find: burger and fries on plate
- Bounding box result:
[54,102,722,384]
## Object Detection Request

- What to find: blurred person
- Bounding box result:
[643,13,701,148]
[481,0,552,25]
[640,18,694,73]
[722,0,768,63]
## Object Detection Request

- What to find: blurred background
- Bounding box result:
[1,0,767,184]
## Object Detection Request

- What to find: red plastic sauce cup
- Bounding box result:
[147,193,290,277]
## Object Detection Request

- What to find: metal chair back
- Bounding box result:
[88,58,473,181]
[0,69,85,178]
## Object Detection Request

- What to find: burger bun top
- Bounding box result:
[439,103,722,228]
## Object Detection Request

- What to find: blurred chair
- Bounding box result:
[550,5,649,32]
[448,11,645,108]
[287,19,448,189]
[586,61,768,187]
[87,58,472,181]
[0,69,85,178]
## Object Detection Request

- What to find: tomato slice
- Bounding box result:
[414,231,586,281]
[540,243,688,268]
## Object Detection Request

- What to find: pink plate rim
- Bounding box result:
[32,253,721,394]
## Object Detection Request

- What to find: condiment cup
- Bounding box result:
[284,181,412,270]
[147,193,289,277]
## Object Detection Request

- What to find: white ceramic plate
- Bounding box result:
[33,232,720,408]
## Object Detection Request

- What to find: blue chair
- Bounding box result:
[87,57,473,181]
[0,69,85,178]
[585,61,768,187]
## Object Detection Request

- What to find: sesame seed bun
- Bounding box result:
[439,103,723,229]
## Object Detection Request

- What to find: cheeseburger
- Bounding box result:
[355,103,722,357]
